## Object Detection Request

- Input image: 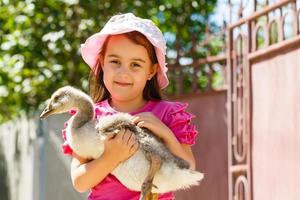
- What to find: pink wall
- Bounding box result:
[170,91,228,200]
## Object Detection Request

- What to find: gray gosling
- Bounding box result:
[40,86,204,200]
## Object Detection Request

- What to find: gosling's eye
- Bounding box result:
[53,96,59,102]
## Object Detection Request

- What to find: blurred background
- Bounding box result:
[1,0,300,200]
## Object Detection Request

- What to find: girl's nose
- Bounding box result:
[116,65,130,77]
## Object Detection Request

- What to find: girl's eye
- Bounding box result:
[110,60,120,64]
[132,63,141,68]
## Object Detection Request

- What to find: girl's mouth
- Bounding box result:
[114,81,133,87]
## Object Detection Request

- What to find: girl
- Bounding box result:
[62,13,198,200]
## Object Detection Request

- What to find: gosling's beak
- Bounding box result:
[40,106,54,119]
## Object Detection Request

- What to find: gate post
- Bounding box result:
[227,18,252,200]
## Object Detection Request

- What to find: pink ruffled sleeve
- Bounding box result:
[61,109,77,156]
[165,102,198,146]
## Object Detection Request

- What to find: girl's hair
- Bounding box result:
[88,31,162,103]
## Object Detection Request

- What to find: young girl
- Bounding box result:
[62,13,198,200]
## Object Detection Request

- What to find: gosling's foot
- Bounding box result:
[140,180,153,200]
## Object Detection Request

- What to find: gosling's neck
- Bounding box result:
[71,94,94,129]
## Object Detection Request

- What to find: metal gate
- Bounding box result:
[227,0,300,199]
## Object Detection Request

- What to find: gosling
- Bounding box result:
[40,86,204,200]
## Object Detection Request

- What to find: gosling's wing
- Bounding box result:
[95,113,133,133]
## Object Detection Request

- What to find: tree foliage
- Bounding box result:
[0,0,217,123]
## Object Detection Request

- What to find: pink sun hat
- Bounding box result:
[80,13,169,89]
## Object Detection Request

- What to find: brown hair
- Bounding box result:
[88,31,162,103]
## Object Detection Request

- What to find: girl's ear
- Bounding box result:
[148,63,158,80]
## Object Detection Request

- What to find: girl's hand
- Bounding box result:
[133,112,196,169]
[103,128,139,164]
[132,112,170,139]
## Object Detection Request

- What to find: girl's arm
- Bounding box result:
[132,113,196,170]
[71,129,139,192]
[71,151,119,192]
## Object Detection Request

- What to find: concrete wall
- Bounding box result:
[0,116,37,200]
[0,114,87,200]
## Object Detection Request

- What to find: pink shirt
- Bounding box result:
[62,99,198,200]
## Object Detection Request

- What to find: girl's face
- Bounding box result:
[101,34,157,103]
